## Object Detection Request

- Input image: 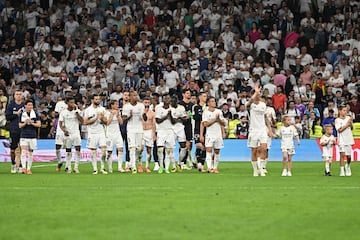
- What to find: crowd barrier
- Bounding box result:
[0,139,359,162]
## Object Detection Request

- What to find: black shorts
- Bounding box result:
[184,125,193,141]
[10,132,20,150]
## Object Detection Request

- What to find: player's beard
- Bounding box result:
[94,102,100,106]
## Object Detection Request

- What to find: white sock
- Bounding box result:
[100,150,106,170]
[107,152,113,171]
[340,166,345,173]
[257,159,262,170]
[262,159,267,169]
[118,151,123,170]
[75,151,80,169]
[165,149,174,170]
[157,148,164,169]
[66,152,72,170]
[91,150,97,171]
[137,149,143,166]
[56,149,61,163]
[21,150,26,169]
[145,153,151,168]
[179,148,187,164]
[251,161,258,171]
[325,162,330,173]
[187,149,193,164]
[28,152,33,170]
[213,153,220,169]
[206,151,212,169]
[129,148,136,169]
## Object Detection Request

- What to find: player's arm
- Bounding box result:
[200,121,205,143]
[335,118,352,133]
[319,136,327,146]
[105,111,115,125]
[152,112,157,141]
[265,116,273,138]
[122,109,133,123]
[83,110,98,125]
[245,83,261,109]
[156,110,170,124]
[32,119,41,128]
[75,108,84,124]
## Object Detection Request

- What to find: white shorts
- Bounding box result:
[281,147,295,155]
[247,131,268,148]
[55,132,64,146]
[157,130,175,149]
[323,155,332,161]
[127,132,143,148]
[173,128,186,143]
[87,132,106,149]
[142,129,154,148]
[20,138,37,150]
[106,133,124,151]
[339,145,352,156]
[64,133,82,149]
[205,135,224,149]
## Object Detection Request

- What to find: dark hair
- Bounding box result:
[24,99,34,105]
[66,96,75,103]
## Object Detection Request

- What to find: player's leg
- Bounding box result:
[10,133,20,173]
[339,148,345,176]
[157,146,164,173]
[74,145,81,173]
[15,146,21,172]
[26,139,36,174]
[345,146,352,176]
[100,145,108,174]
[65,148,72,173]
[55,133,64,172]
[152,139,159,171]
[165,148,174,174]
[281,151,287,176]
[19,138,28,174]
[257,141,268,176]
[145,146,152,172]
[117,148,124,172]
[213,149,220,173]
[178,141,187,170]
[287,153,293,176]
[324,156,331,176]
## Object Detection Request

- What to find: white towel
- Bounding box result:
[21,109,36,122]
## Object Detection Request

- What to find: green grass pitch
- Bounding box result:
[0,162,359,240]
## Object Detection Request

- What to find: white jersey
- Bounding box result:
[320,134,336,157]
[335,116,355,146]
[249,101,267,132]
[55,101,68,133]
[278,125,298,149]
[155,105,172,130]
[122,102,145,133]
[58,109,81,134]
[84,104,106,135]
[202,108,224,138]
[171,105,187,131]
[104,111,121,136]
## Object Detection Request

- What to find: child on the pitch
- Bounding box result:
[278,115,300,177]
[335,105,354,176]
[319,124,336,176]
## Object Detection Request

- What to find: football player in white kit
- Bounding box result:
[335,105,355,176]
[58,97,83,173]
[84,94,108,174]
[155,93,176,174]
[277,115,300,177]
[122,91,146,174]
[55,95,69,172]
[104,100,124,173]
[170,95,189,172]
[141,97,156,173]
[320,124,336,176]
[263,97,276,173]
[202,96,226,174]
[246,83,273,176]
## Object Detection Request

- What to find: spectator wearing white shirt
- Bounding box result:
[163,64,180,95]
[254,33,270,55]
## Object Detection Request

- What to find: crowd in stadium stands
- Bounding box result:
[0,0,360,140]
